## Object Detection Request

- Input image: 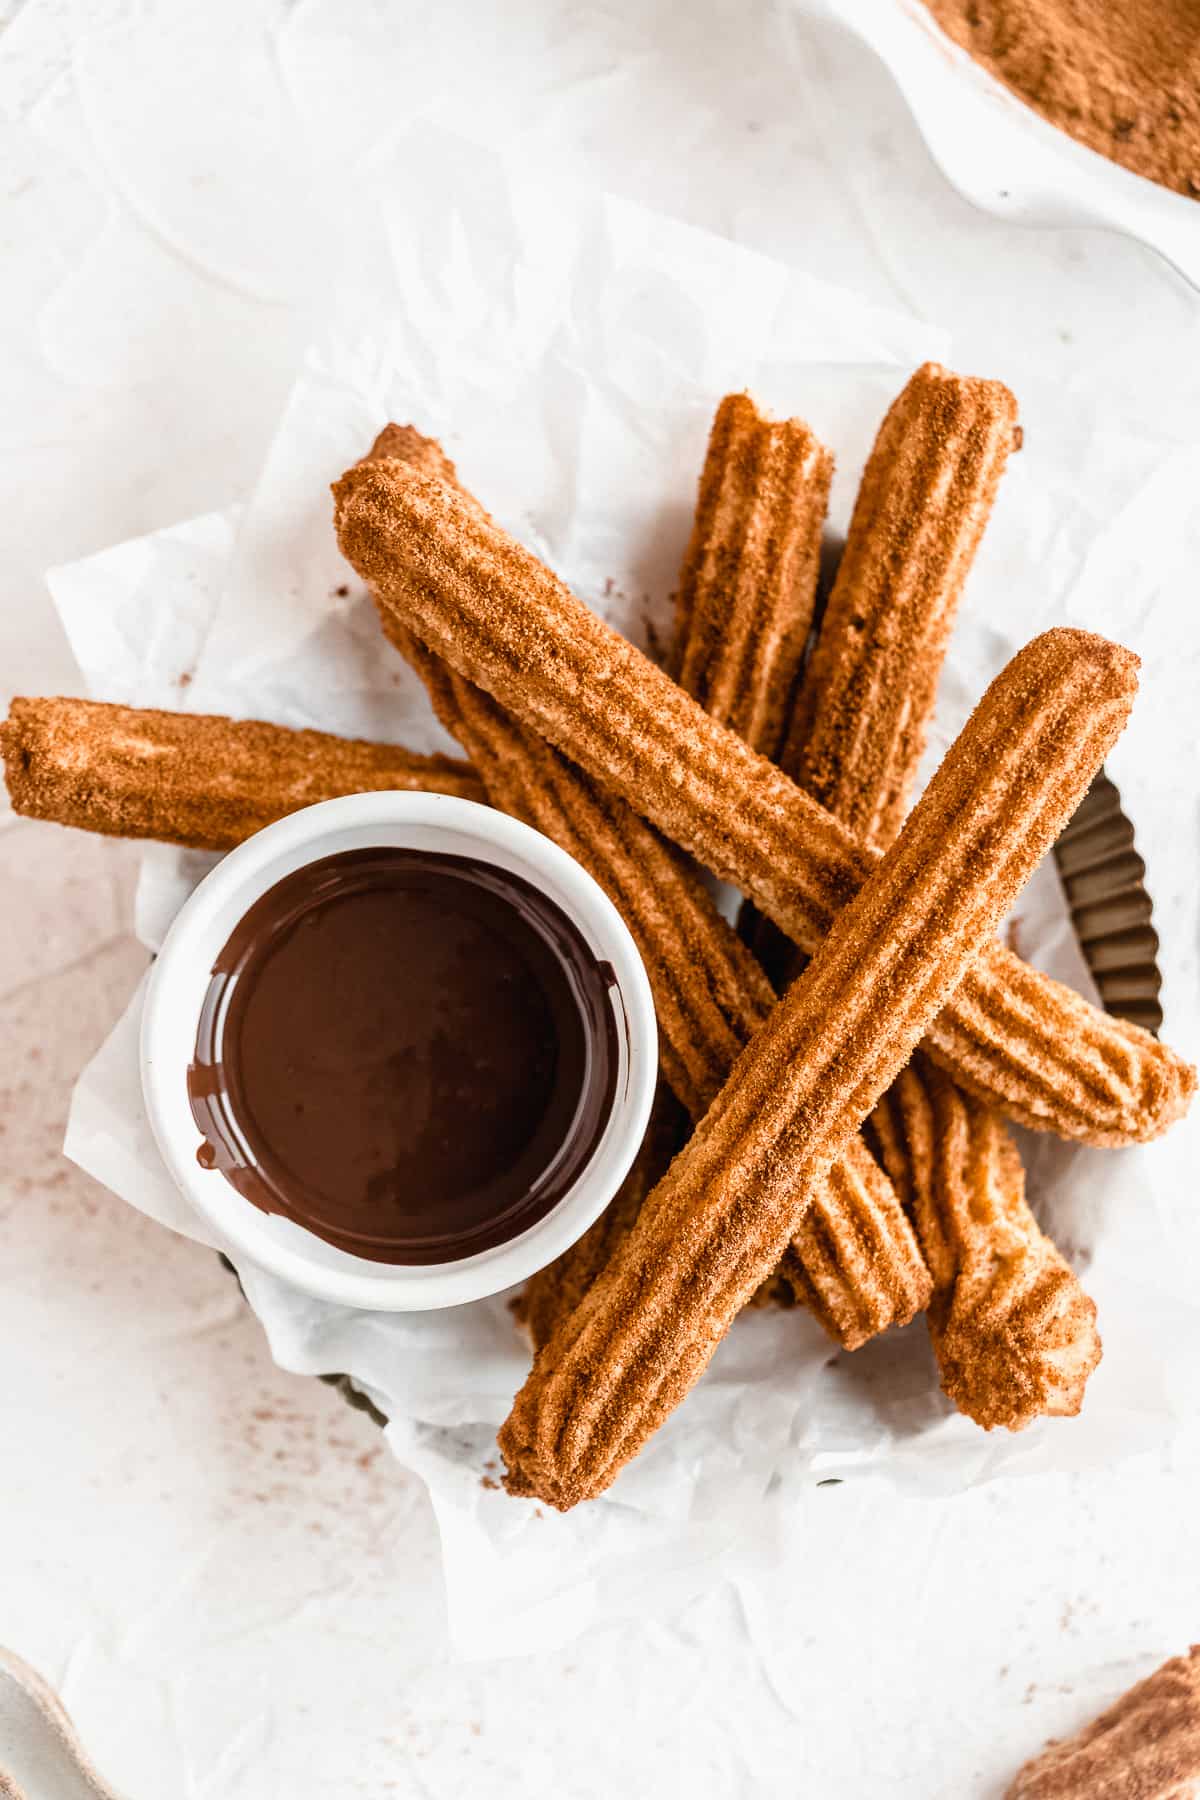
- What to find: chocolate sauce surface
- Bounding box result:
[188,847,619,1263]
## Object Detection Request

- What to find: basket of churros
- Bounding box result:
[10,151,1197,1643]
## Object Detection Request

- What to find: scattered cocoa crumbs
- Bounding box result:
[925,1,1200,199]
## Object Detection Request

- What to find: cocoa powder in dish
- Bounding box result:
[925,0,1200,199]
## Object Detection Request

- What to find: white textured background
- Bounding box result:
[2,3,1198,1796]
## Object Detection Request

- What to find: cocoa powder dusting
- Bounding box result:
[925,0,1200,198]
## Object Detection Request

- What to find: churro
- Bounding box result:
[333,458,1195,1146]
[782,363,1019,844]
[870,1058,1100,1427]
[777,1151,935,1345]
[771,365,1099,1426]
[672,394,832,758]
[366,423,931,1349]
[1006,1645,1200,1799]
[0,695,484,851]
[666,410,934,1337]
[496,629,1137,1507]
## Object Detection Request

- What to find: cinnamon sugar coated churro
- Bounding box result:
[775,1149,934,1346]
[782,363,1020,843]
[1,696,484,850]
[1005,1646,1200,1799]
[497,630,1136,1507]
[869,1058,1100,1427]
[333,458,1195,1146]
[368,425,931,1350]
[662,409,933,1338]
[673,394,833,758]
[770,363,1100,1428]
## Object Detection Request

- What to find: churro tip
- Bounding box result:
[331,457,374,521]
[910,356,1019,405]
[333,454,453,547]
[935,1280,1102,1432]
[333,452,398,509]
[995,628,1140,732]
[1025,624,1138,676]
[332,458,427,597]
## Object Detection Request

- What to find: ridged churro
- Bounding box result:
[672,394,832,758]
[741,362,1017,994]
[496,630,1137,1507]
[1005,1645,1200,1799]
[772,364,1099,1427]
[0,695,484,851]
[332,458,1195,1146]
[367,424,931,1350]
[777,1151,935,1346]
[782,363,1019,844]
[666,408,934,1337]
[869,1058,1100,1428]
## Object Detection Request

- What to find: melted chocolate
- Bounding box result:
[188,847,619,1264]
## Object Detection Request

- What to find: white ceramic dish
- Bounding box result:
[141,792,658,1312]
[818,0,1200,290]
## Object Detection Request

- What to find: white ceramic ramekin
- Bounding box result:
[141,792,658,1311]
